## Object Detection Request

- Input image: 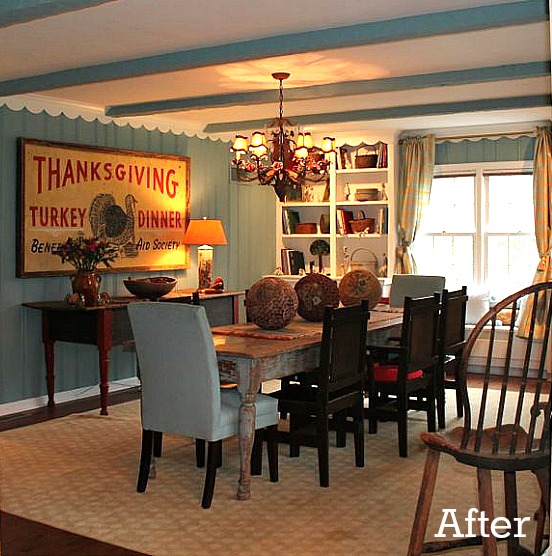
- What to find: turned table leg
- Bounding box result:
[236,361,261,501]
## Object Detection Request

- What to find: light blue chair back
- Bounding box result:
[128,302,222,440]
[389,274,445,308]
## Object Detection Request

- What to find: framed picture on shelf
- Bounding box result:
[301,182,329,202]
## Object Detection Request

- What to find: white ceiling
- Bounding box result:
[1,0,551,140]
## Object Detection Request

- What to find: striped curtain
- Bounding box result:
[395,135,435,274]
[518,126,552,340]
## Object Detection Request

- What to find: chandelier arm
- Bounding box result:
[234,165,263,183]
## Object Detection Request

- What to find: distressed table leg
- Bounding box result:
[236,361,261,501]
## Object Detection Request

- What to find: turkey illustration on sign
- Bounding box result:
[19,139,191,276]
[89,193,138,258]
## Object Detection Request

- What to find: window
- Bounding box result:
[412,163,538,300]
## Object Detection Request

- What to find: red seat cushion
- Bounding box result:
[373,362,424,382]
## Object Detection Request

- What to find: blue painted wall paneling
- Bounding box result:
[0,105,275,407]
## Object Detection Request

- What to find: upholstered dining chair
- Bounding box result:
[128,302,279,509]
[408,282,552,556]
[271,301,369,487]
[388,274,445,308]
[436,286,469,429]
[365,294,441,457]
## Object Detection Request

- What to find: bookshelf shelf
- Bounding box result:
[336,200,388,207]
[282,234,331,239]
[275,135,396,278]
[336,233,385,239]
[282,201,330,207]
[336,168,386,175]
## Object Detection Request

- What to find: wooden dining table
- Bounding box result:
[211,310,402,501]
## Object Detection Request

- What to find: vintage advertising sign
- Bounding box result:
[17,138,191,277]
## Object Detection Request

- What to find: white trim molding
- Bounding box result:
[0,376,140,417]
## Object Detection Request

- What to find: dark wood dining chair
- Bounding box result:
[271,301,369,487]
[436,286,469,429]
[365,294,441,457]
[408,282,552,556]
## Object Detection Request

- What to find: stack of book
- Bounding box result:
[282,208,300,234]
[337,209,354,234]
[377,207,388,234]
[280,249,305,275]
[376,142,388,168]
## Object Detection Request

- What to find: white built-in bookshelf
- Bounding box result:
[273,136,396,282]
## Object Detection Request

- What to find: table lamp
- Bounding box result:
[183,217,227,290]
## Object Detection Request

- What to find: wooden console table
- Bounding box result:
[23,290,243,415]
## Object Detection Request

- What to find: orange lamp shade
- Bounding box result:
[182,218,227,247]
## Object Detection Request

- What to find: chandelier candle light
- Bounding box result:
[183,218,227,290]
[231,72,336,202]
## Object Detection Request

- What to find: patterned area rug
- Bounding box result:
[0,396,544,556]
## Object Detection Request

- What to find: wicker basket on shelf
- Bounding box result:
[348,247,379,275]
[349,217,376,234]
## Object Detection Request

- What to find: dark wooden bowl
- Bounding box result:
[123,277,177,300]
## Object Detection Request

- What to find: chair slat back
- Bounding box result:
[458,282,552,460]
[319,301,369,398]
[401,294,441,373]
[439,287,468,354]
[128,302,222,440]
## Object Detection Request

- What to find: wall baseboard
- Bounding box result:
[0,377,141,417]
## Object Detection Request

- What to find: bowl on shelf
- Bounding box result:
[123,276,177,300]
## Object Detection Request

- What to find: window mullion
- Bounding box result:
[475,169,485,289]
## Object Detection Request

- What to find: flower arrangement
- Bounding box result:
[53,235,118,272]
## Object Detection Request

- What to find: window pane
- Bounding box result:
[421,176,475,233]
[413,234,474,291]
[487,174,534,233]
[487,234,538,299]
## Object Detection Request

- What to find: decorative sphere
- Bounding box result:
[339,269,382,309]
[295,273,339,321]
[246,277,298,330]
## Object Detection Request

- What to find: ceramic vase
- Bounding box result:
[71,271,101,307]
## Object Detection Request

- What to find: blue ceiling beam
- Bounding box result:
[203,95,551,133]
[0,0,116,27]
[105,61,550,117]
[0,0,547,96]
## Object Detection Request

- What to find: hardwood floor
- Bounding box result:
[0,387,150,556]
[1,513,149,556]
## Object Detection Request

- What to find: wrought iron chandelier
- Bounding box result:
[230,72,335,202]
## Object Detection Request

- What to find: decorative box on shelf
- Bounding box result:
[294,223,318,234]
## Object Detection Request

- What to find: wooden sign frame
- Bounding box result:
[17,138,191,277]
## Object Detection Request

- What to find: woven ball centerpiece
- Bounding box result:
[295,273,340,322]
[338,269,382,309]
[246,277,298,330]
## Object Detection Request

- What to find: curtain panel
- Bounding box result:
[518,126,552,341]
[395,135,435,274]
